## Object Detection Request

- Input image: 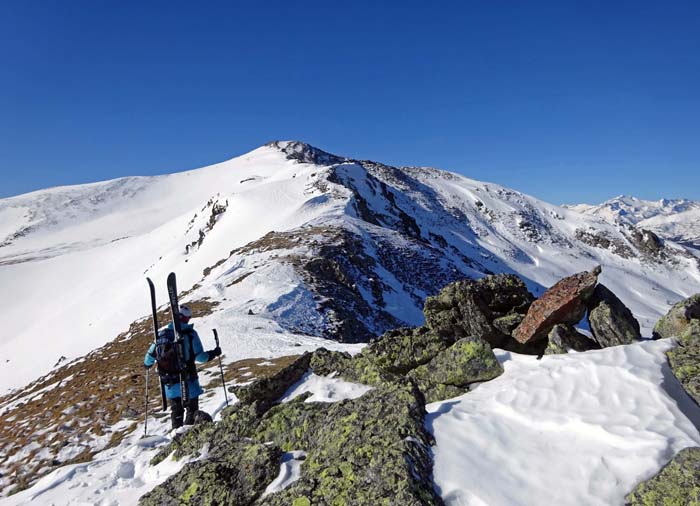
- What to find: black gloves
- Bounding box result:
[207,347,222,361]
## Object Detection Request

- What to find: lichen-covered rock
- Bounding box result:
[587,284,641,347]
[308,347,352,375]
[666,322,700,408]
[140,441,282,506]
[233,353,311,405]
[624,446,700,505]
[653,294,700,339]
[544,324,601,355]
[363,326,452,374]
[667,345,700,406]
[258,380,442,506]
[679,319,700,347]
[310,347,397,386]
[424,274,535,348]
[143,378,442,505]
[514,266,601,344]
[151,400,269,466]
[492,312,525,336]
[409,336,503,403]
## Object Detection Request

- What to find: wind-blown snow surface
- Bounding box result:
[427,340,700,506]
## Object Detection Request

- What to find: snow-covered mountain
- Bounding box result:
[2,142,700,395]
[567,195,700,250]
[2,141,700,502]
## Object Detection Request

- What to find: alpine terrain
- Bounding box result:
[567,195,700,251]
[1,141,699,505]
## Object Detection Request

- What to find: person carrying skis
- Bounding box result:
[143,304,221,430]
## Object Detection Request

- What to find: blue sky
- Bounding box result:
[1,1,698,203]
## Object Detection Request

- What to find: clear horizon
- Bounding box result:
[2,1,698,204]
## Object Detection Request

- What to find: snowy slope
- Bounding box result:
[568,195,700,249]
[2,141,700,503]
[2,142,700,394]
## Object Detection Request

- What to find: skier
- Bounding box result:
[144,304,221,430]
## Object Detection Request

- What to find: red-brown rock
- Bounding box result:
[513,266,602,344]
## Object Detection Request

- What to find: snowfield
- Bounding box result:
[427,339,700,506]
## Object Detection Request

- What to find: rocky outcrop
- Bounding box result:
[653,294,700,339]
[310,331,503,403]
[424,274,534,349]
[362,326,452,375]
[666,319,700,407]
[141,441,282,505]
[143,379,443,506]
[233,354,312,405]
[514,266,601,344]
[624,447,700,505]
[587,284,641,347]
[544,324,600,355]
[408,336,504,403]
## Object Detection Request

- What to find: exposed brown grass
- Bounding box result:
[0,292,302,496]
[0,297,219,495]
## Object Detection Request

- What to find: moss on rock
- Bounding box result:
[625,447,700,505]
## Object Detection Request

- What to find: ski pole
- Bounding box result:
[144,366,150,437]
[212,329,229,407]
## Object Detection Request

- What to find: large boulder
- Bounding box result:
[408,336,504,403]
[363,326,452,375]
[424,274,535,348]
[514,266,601,344]
[587,284,641,347]
[653,294,700,339]
[544,324,601,355]
[624,447,700,505]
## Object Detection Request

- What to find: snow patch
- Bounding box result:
[427,340,700,506]
[279,371,373,403]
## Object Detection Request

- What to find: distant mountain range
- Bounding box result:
[566,195,700,250]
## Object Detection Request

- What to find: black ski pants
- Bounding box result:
[169,396,199,429]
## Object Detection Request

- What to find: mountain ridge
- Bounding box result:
[1,141,700,394]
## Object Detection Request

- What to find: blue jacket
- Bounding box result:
[144,322,209,400]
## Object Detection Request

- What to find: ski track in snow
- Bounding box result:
[427,339,700,506]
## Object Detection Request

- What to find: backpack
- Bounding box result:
[154,328,183,385]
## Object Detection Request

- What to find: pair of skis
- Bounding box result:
[147,273,190,411]
[144,273,229,436]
